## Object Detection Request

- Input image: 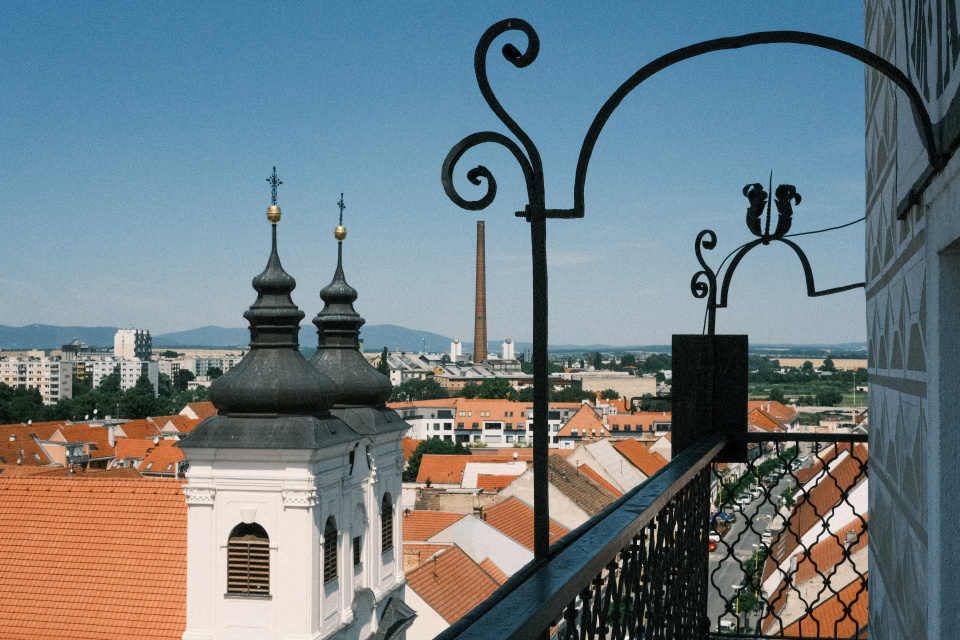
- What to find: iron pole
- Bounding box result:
[531,213,550,559]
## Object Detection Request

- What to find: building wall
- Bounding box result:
[865,2,960,638]
[0,357,73,405]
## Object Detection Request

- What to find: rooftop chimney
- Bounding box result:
[474,221,487,364]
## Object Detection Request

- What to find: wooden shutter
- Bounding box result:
[324,518,338,583]
[227,532,270,594]
[381,496,393,552]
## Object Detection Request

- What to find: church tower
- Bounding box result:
[178,177,411,640]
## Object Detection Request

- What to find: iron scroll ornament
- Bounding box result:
[691,182,866,336]
[442,22,943,221]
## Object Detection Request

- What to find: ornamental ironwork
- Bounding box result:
[691,179,865,336]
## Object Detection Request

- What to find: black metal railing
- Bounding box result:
[433,431,867,640]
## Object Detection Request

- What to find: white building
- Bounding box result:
[177,214,412,640]
[81,357,159,395]
[501,339,515,360]
[0,357,73,405]
[114,328,152,360]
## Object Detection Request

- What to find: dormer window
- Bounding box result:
[323,517,338,583]
[227,523,270,595]
[381,494,394,552]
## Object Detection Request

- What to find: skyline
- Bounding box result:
[3,2,867,345]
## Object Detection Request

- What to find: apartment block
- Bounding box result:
[0,357,73,405]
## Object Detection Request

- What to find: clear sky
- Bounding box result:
[2,1,868,346]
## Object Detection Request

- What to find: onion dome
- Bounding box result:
[310,199,392,406]
[208,201,337,416]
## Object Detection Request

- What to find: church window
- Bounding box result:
[227,522,270,595]
[353,536,362,566]
[323,517,338,583]
[381,494,394,552]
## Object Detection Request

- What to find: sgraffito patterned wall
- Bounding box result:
[866,1,960,638]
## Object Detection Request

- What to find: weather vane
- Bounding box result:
[337,193,345,226]
[266,167,282,205]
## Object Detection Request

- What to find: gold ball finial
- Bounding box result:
[335,225,347,241]
[267,205,282,223]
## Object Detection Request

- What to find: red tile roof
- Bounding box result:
[151,415,201,434]
[555,404,606,438]
[183,402,217,421]
[405,545,500,624]
[402,436,424,462]
[416,455,472,484]
[479,557,509,585]
[748,400,798,425]
[0,477,186,639]
[140,440,186,475]
[476,474,519,492]
[114,437,156,462]
[748,408,786,433]
[401,510,464,541]
[782,575,868,638]
[0,426,55,466]
[481,496,569,551]
[764,450,868,580]
[417,454,533,483]
[611,438,668,477]
[577,463,623,498]
[115,419,162,440]
[52,424,116,459]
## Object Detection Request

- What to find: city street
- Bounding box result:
[706,471,795,631]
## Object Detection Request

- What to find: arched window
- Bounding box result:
[381,494,393,553]
[227,522,270,595]
[323,516,338,583]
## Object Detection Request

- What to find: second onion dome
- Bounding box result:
[310,204,392,406]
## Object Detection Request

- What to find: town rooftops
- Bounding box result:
[0,476,186,639]
[611,438,669,477]
[180,401,217,421]
[548,454,616,516]
[404,545,500,624]
[576,463,623,498]
[401,510,465,541]
[555,404,605,438]
[481,495,569,551]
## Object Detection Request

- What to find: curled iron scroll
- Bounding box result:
[441,19,546,214]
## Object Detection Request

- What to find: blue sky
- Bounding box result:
[2,2,867,346]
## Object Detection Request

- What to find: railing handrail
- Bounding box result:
[435,432,728,640]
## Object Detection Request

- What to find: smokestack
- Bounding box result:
[474,221,487,363]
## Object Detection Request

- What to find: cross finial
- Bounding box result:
[337,193,345,226]
[266,167,282,205]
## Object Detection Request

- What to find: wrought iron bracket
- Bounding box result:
[691,181,865,336]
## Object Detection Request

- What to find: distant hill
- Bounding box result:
[0,323,866,357]
[153,326,249,348]
[0,324,120,349]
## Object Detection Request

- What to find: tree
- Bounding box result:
[403,438,469,482]
[592,351,604,369]
[207,367,224,380]
[553,387,595,403]
[638,394,672,412]
[159,350,181,358]
[768,386,785,403]
[476,378,516,400]
[118,375,159,419]
[158,373,174,397]
[389,378,447,402]
[174,369,196,392]
[620,354,637,368]
[599,389,620,400]
[820,358,836,372]
[801,361,814,373]
[816,389,844,406]
[457,382,480,399]
[377,347,390,376]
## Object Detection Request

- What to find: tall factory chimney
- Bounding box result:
[474,221,487,364]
